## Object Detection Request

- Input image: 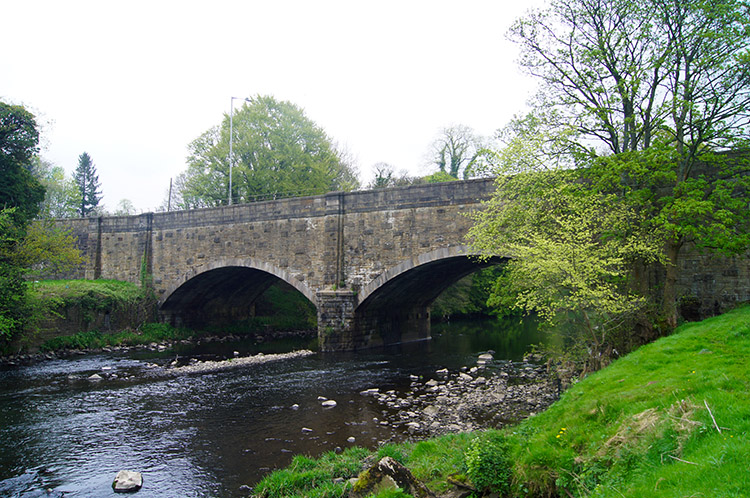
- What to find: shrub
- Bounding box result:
[464,430,512,494]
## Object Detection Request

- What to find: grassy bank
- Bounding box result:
[252,305,750,498]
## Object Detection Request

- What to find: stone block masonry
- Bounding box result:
[53,178,748,351]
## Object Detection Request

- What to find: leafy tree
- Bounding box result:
[428,125,484,179]
[0,102,45,343]
[0,103,45,225]
[175,95,359,208]
[32,157,81,218]
[74,151,102,217]
[468,132,663,364]
[489,0,750,329]
[114,199,136,216]
[15,220,83,279]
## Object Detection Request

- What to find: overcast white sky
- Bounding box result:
[4,0,542,212]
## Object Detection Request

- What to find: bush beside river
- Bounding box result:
[252,305,750,498]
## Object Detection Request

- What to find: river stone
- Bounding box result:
[350,457,434,498]
[423,405,439,417]
[112,470,142,493]
[321,399,337,407]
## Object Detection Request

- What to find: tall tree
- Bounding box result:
[491,0,750,328]
[74,152,102,217]
[0,102,45,343]
[175,95,359,209]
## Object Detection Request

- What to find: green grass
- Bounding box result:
[29,279,150,309]
[38,322,193,351]
[251,305,750,498]
[512,303,750,497]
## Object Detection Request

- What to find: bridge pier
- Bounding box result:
[316,290,432,352]
[316,290,358,351]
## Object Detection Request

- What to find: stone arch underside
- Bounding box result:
[353,246,507,348]
[159,260,316,329]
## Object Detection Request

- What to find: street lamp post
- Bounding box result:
[229,96,252,205]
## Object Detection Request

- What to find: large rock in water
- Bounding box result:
[350,457,434,498]
[112,470,143,493]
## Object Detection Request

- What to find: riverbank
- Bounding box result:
[4,278,317,356]
[251,305,750,498]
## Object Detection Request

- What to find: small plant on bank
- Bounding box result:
[464,430,512,495]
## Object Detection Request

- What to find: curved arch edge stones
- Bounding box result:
[159,257,317,328]
[319,246,504,352]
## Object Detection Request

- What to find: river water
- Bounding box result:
[0,318,542,498]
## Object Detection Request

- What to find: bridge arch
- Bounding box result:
[351,245,508,348]
[159,257,316,328]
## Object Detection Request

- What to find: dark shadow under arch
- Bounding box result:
[354,249,508,347]
[160,265,316,329]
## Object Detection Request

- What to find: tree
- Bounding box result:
[499,0,750,328]
[32,157,81,218]
[0,102,45,343]
[74,152,102,217]
[428,125,484,179]
[0,103,45,225]
[174,95,359,208]
[114,199,136,216]
[468,119,664,365]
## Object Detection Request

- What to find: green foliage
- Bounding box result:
[174,95,359,208]
[468,166,662,364]
[0,102,45,344]
[421,171,458,183]
[464,430,512,494]
[207,281,317,337]
[504,0,750,328]
[75,154,101,214]
[31,156,81,218]
[431,266,507,320]
[0,209,27,342]
[16,220,84,278]
[25,279,159,351]
[73,152,102,217]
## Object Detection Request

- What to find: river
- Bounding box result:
[0,317,543,498]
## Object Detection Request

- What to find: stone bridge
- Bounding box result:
[59,178,748,351]
[62,179,503,350]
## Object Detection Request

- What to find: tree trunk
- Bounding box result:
[662,239,682,330]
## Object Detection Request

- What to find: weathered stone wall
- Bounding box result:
[677,245,750,318]
[50,177,748,350]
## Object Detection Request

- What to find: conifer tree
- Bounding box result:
[73,152,102,217]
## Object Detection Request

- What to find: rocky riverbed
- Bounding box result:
[360,351,562,436]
